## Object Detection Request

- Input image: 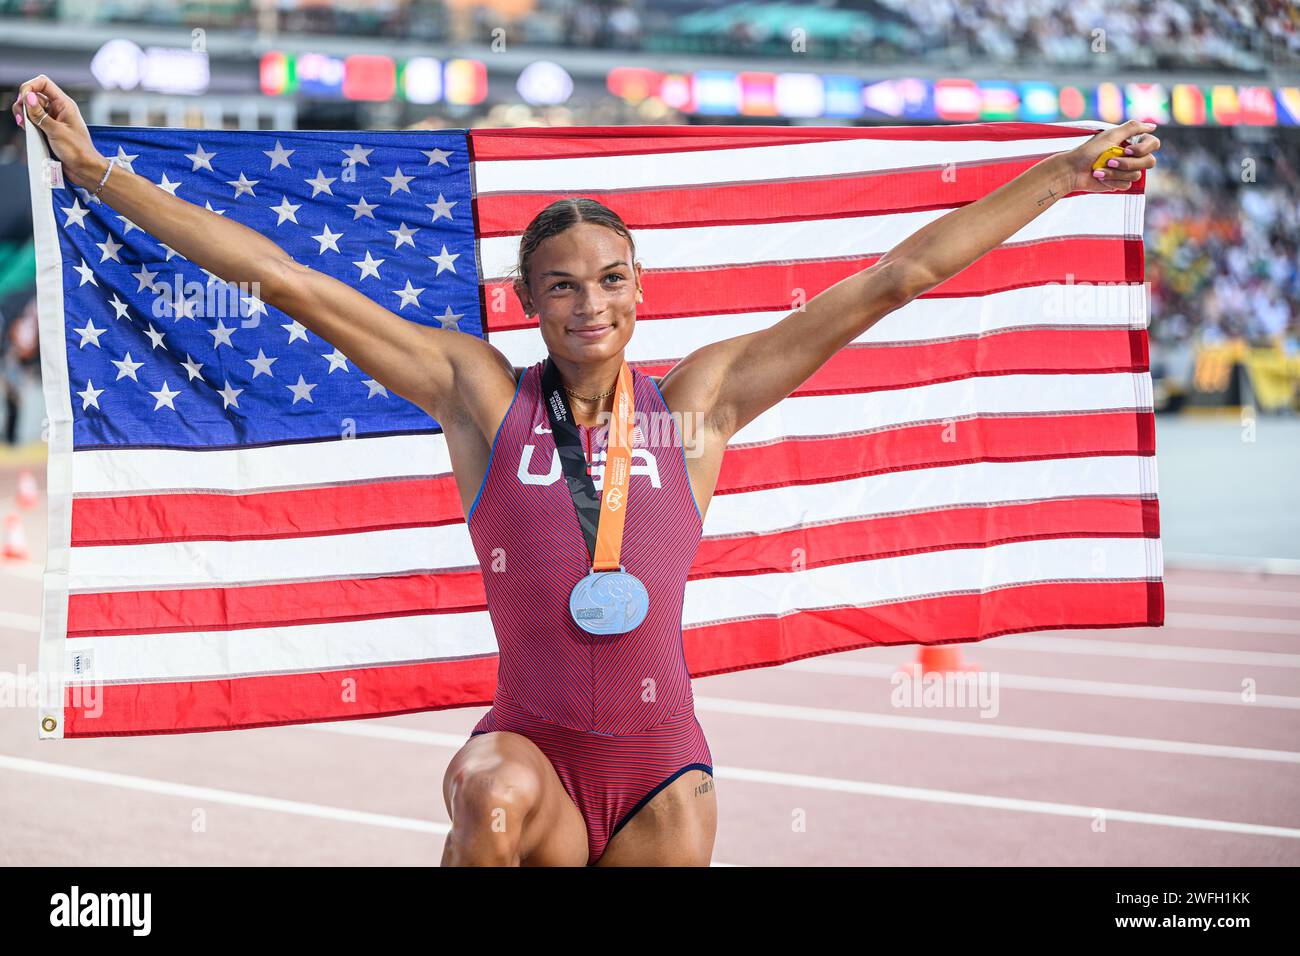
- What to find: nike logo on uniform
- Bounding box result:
[535,423,552,434]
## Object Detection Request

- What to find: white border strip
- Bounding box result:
[1164,553,1300,576]
[24,104,70,741]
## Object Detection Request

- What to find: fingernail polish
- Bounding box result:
[1124,147,1134,155]
[1093,169,1106,180]
[1107,159,1119,168]
[25,92,36,106]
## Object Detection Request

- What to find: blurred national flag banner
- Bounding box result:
[25,121,1164,740]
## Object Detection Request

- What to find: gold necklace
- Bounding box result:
[564,384,615,403]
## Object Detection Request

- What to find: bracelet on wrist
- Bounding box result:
[90,157,116,199]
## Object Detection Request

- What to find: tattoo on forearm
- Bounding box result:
[695,775,713,797]
[1037,185,1059,207]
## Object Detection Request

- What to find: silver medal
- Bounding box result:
[569,566,650,636]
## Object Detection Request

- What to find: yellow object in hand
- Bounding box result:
[1092,146,1126,170]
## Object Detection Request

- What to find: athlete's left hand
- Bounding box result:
[1061,119,1161,193]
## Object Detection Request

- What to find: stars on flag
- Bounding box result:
[77,380,104,410]
[429,244,459,275]
[217,379,243,409]
[426,194,456,222]
[286,375,317,404]
[271,196,302,225]
[383,168,414,195]
[312,224,343,254]
[342,144,373,167]
[95,235,124,263]
[149,380,181,411]
[246,348,277,378]
[112,353,144,381]
[73,258,99,287]
[393,280,424,310]
[57,130,472,438]
[264,141,294,170]
[305,169,337,198]
[348,196,378,220]
[73,319,106,348]
[226,172,258,197]
[388,222,419,249]
[62,198,90,229]
[185,144,216,173]
[353,250,384,280]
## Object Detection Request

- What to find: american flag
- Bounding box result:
[26,121,1163,739]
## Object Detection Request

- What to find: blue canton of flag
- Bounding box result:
[55,127,477,448]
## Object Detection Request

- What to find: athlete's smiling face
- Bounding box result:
[515,223,643,365]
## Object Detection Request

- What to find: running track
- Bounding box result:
[2,465,1297,866]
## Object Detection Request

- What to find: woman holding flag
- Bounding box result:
[13,75,1160,866]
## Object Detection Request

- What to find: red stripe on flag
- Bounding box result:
[66,571,486,637]
[484,238,1144,328]
[468,122,1099,162]
[718,413,1156,493]
[637,327,1151,395]
[62,655,499,738]
[695,497,1158,576]
[683,579,1165,679]
[71,478,462,547]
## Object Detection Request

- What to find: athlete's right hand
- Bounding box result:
[11,75,105,188]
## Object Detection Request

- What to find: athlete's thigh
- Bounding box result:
[442,730,588,866]
[596,768,717,867]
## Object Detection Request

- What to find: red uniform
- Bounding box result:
[465,360,712,863]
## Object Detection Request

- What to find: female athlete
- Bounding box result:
[14,76,1160,866]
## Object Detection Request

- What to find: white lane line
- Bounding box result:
[1166,585,1300,609]
[784,659,1300,708]
[0,748,741,867]
[298,720,1300,840]
[1165,553,1300,576]
[986,635,1300,667]
[1165,612,1300,635]
[306,704,1300,765]
[0,753,449,835]
[692,696,1300,763]
[0,612,40,632]
[714,765,1300,839]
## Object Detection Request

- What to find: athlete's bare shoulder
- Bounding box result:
[431,330,520,442]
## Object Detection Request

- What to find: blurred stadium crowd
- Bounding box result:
[4,0,1298,69]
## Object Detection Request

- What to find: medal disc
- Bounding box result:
[569,567,649,636]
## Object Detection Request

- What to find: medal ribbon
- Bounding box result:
[541,357,635,572]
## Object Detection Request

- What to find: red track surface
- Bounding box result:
[2,465,1297,866]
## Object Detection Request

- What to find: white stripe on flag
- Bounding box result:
[489,282,1150,366]
[477,193,1138,279]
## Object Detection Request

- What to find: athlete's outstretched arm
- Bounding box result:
[11,75,512,422]
[660,120,1161,438]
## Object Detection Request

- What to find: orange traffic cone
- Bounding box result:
[16,470,39,510]
[895,643,979,680]
[2,512,29,561]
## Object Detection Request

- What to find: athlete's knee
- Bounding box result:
[442,749,541,865]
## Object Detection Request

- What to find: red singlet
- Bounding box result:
[465,360,712,864]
